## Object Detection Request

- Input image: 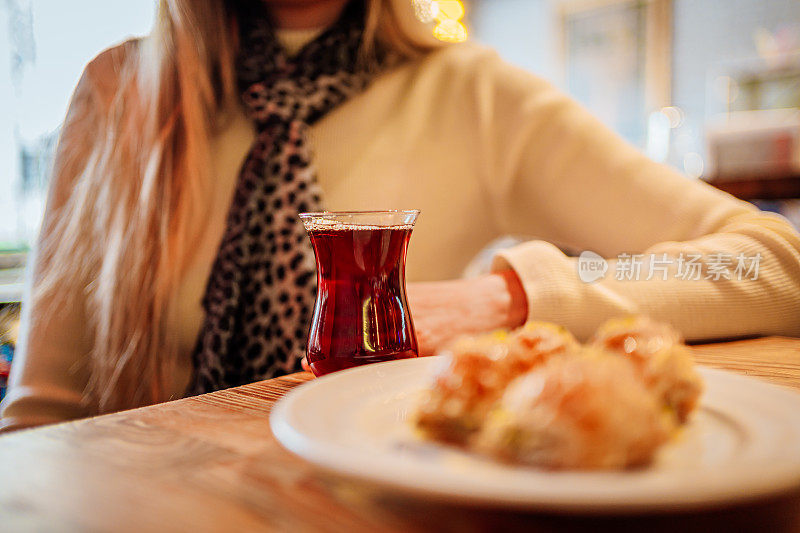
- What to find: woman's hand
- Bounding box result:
[406,270,528,356]
[299,270,528,373]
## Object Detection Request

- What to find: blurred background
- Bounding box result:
[471,0,800,210]
[2,0,800,393]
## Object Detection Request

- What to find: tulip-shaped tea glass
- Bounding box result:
[299,210,420,376]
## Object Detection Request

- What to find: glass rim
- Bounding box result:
[298,209,420,219]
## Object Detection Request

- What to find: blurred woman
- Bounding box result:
[2,0,799,430]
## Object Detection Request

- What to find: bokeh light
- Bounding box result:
[412,0,436,23]
[434,0,464,21]
[414,0,468,43]
[433,18,468,43]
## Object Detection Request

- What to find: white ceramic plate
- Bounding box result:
[270,357,800,512]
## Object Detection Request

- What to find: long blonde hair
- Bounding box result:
[34,0,433,413]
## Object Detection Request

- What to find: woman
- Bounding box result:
[2,0,799,431]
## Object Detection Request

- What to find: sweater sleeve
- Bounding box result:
[478,52,800,341]
[0,44,130,432]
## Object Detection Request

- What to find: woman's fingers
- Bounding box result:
[406,271,528,356]
[301,357,312,373]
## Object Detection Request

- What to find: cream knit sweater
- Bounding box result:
[3,35,800,431]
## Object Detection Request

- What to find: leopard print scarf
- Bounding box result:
[191,3,378,394]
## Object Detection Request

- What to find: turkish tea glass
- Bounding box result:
[299,210,420,376]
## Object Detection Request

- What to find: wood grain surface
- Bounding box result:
[2,337,800,533]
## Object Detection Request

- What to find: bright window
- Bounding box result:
[0,0,155,252]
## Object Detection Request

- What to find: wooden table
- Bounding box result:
[2,337,800,532]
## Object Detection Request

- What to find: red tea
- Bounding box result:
[305,221,418,376]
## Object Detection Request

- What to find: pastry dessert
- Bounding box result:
[590,317,703,423]
[413,318,704,470]
[414,323,578,445]
[475,353,672,469]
